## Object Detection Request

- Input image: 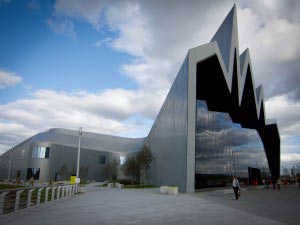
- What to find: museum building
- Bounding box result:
[0,6,280,193]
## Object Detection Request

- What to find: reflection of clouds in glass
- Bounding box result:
[195,100,269,177]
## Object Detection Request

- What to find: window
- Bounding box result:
[120,156,126,165]
[99,155,106,164]
[21,150,25,160]
[32,147,50,159]
[27,168,40,180]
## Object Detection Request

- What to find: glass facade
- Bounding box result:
[27,168,40,180]
[99,155,106,164]
[32,147,50,159]
[120,156,126,165]
[195,100,269,189]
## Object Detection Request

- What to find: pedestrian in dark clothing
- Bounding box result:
[272,176,276,190]
[232,176,240,200]
[298,177,300,188]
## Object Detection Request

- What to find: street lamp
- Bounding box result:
[76,127,82,183]
[7,149,13,181]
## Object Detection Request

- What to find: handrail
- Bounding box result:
[0,184,79,215]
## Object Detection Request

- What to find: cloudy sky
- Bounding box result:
[0,0,300,168]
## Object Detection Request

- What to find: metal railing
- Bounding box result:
[0,184,78,214]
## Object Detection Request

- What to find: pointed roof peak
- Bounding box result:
[210,5,238,72]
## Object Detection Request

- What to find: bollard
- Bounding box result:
[0,191,10,214]
[68,186,71,196]
[27,189,35,208]
[66,186,69,197]
[72,185,75,195]
[51,187,56,201]
[57,186,62,199]
[37,188,43,206]
[61,186,65,198]
[14,190,24,211]
[45,187,51,203]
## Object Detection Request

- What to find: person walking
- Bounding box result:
[232,176,240,200]
[298,177,300,188]
[276,178,281,190]
[30,176,34,187]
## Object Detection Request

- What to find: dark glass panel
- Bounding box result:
[195,100,269,189]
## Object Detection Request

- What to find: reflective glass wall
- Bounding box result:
[195,100,269,188]
[32,147,50,159]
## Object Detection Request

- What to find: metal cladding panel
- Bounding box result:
[0,5,281,191]
[147,56,189,193]
[47,144,124,182]
[0,141,30,180]
[1,129,144,181]
[31,128,144,153]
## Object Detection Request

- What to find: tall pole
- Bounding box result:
[76,127,82,181]
[7,149,13,181]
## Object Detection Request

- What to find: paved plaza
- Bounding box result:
[0,184,299,225]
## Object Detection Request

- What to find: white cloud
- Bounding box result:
[265,92,300,166]
[265,92,300,135]
[0,88,164,154]
[0,69,22,89]
[52,0,108,29]
[46,18,77,40]
[3,1,300,167]
[281,153,300,163]
[92,40,102,47]
[92,37,113,47]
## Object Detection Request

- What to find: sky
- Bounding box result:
[0,0,300,168]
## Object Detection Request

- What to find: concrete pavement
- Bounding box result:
[0,185,294,225]
[196,184,300,225]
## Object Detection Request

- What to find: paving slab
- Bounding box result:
[0,186,287,225]
[195,184,300,225]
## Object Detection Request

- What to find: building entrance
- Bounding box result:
[248,167,262,185]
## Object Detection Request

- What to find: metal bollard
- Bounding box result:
[14,190,24,211]
[27,189,35,208]
[65,186,69,197]
[37,188,43,206]
[72,185,75,195]
[61,186,65,198]
[0,191,10,214]
[69,185,72,196]
[51,187,56,201]
[45,187,51,203]
[57,186,62,199]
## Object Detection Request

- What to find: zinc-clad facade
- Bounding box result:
[0,6,280,193]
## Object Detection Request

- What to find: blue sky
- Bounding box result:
[0,0,136,104]
[0,0,300,168]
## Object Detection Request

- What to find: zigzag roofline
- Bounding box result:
[188,5,276,126]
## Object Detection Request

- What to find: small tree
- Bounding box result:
[123,156,139,184]
[58,164,68,180]
[103,158,118,182]
[80,166,89,183]
[136,145,155,186]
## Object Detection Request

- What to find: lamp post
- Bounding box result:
[76,127,82,183]
[7,149,13,181]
